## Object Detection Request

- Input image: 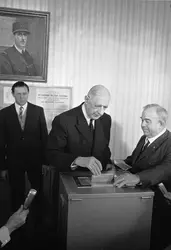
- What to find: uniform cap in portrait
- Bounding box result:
[12,22,30,34]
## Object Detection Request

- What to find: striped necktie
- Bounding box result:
[19,106,23,119]
[141,139,150,152]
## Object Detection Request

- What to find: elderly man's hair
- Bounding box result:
[11,81,29,93]
[87,85,110,98]
[143,104,168,125]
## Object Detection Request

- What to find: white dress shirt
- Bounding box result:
[147,128,166,145]
[15,102,28,116]
[0,226,10,247]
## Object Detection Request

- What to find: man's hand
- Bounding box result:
[164,192,171,201]
[75,156,102,175]
[106,163,113,171]
[0,170,8,181]
[113,173,140,188]
[5,205,29,234]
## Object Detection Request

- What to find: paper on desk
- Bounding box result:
[114,159,132,171]
[91,170,114,185]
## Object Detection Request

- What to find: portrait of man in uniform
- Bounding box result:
[0,8,50,82]
[0,21,37,76]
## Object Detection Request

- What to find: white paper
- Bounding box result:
[114,159,132,171]
[3,87,14,104]
[36,88,71,131]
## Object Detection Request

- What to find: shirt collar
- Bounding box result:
[147,128,166,144]
[15,102,28,114]
[82,103,95,126]
[14,45,25,54]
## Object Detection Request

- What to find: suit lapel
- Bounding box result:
[75,107,92,143]
[75,105,106,152]
[134,131,169,163]
[10,104,23,132]
[24,102,32,132]
[93,119,105,154]
[132,138,145,164]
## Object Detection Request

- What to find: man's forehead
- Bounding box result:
[92,94,110,102]
[142,108,158,118]
[14,87,28,93]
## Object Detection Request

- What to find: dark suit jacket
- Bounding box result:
[0,46,37,76]
[125,130,171,189]
[0,102,48,171]
[47,103,111,172]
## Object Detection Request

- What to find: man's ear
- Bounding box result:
[158,120,165,127]
[85,95,89,103]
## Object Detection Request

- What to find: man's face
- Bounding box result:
[14,32,28,50]
[141,107,162,138]
[12,86,29,106]
[85,94,110,120]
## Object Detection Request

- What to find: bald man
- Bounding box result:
[47,85,112,175]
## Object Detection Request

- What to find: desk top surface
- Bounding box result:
[59,172,154,199]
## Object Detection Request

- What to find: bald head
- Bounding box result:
[87,85,111,100]
[85,85,110,120]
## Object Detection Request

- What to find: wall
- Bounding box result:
[0,0,171,159]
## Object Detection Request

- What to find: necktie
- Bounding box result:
[89,119,94,133]
[141,139,150,152]
[22,50,27,60]
[89,119,94,155]
[19,106,23,119]
[19,106,24,130]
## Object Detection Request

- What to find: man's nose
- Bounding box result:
[98,107,105,115]
[141,120,146,126]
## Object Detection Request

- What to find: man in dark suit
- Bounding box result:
[113,104,171,250]
[0,21,37,76]
[0,81,48,212]
[47,84,112,175]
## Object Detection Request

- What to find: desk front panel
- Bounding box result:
[58,172,154,250]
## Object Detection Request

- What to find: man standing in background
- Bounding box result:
[0,21,37,76]
[0,81,48,212]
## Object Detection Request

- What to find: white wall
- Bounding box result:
[0,0,171,159]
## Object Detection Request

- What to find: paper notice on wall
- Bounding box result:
[36,87,72,131]
[4,86,14,104]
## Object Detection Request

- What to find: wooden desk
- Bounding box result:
[58,172,154,250]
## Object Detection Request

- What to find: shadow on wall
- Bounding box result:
[110,121,130,160]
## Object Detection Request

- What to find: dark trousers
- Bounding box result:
[5,166,44,250]
[8,166,42,212]
[150,191,171,250]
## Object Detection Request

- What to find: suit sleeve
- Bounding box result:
[0,226,10,247]
[127,135,171,187]
[124,136,144,166]
[137,144,171,187]
[0,53,13,75]
[0,109,7,171]
[39,107,48,165]
[46,115,78,172]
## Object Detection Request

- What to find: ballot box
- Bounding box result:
[58,172,154,250]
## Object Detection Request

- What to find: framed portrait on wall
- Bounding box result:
[0,7,50,82]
